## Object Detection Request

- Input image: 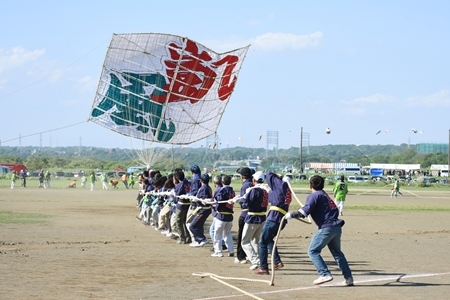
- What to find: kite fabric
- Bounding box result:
[89,33,250,145]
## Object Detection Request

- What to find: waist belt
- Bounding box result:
[218,211,233,215]
[269,206,287,215]
[248,212,266,216]
[241,208,248,211]
[178,202,191,205]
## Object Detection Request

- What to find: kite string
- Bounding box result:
[0,120,87,145]
[0,39,109,102]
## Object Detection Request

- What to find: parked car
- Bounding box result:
[371,176,387,182]
[348,176,364,183]
[54,171,65,178]
[423,177,437,184]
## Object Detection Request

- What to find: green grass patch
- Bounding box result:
[0,211,50,225]
[347,205,450,211]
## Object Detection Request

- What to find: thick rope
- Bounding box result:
[191,182,312,294]
[192,272,269,299]
[285,181,312,224]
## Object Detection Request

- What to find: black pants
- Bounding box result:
[237,215,246,261]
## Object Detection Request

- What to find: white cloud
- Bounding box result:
[247,19,262,26]
[201,31,323,53]
[345,107,366,116]
[0,47,45,73]
[405,90,450,107]
[340,93,394,105]
[73,75,97,93]
[250,32,323,51]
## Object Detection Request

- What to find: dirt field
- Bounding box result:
[1,186,450,300]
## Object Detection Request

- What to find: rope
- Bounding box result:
[178,184,271,205]
[0,121,87,144]
[192,272,269,300]
[191,187,312,293]
[270,216,286,286]
[285,181,312,224]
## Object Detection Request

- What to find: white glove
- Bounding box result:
[285,212,293,220]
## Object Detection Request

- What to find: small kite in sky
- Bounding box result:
[376,130,381,135]
[259,134,263,141]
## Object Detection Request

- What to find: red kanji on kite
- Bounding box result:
[151,38,239,104]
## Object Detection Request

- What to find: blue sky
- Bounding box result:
[1,0,449,150]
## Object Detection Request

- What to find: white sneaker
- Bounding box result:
[344,278,354,286]
[234,258,247,264]
[249,264,259,270]
[195,239,208,247]
[313,275,333,285]
[189,242,200,247]
[211,252,224,257]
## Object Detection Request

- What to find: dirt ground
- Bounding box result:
[1,186,450,300]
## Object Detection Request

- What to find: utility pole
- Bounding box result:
[300,127,303,173]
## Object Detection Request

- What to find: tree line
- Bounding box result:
[0,143,447,174]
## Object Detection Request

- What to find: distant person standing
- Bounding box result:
[333,175,348,216]
[38,170,45,188]
[391,179,402,198]
[80,174,87,189]
[89,172,96,191]
[121,173,129,189]
[20,169,27,188]
[10,171,18,189]
[44,170,51,189]
[101,173,108,190]
[128,172,135,188]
